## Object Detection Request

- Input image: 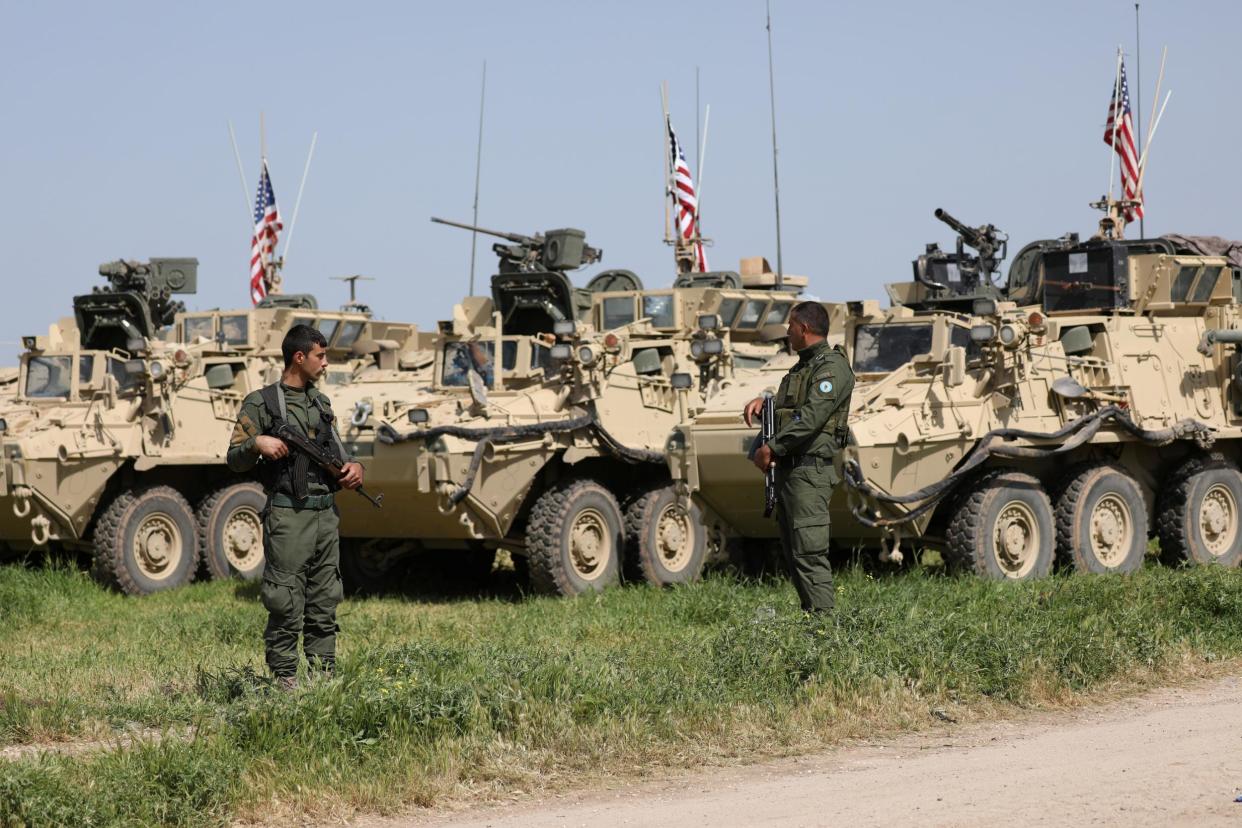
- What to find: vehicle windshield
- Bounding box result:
[25,356,72,398]
[106,356,143,393]
[442,341,496,387]
[852,324,934,373]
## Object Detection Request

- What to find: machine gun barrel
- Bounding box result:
[272,421,385,509]
[431,216,539,247]
[934,208,984,246]
[761,393,777,518]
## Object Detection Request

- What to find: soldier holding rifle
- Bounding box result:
[744,302,854,614]
[227,324,367,689]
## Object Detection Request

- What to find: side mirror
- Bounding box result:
[943,346,966,388]
[553,320,576,337]
[697,313,720,331]
[670,372,693,390]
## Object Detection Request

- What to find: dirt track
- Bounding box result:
[391,674,1242,827]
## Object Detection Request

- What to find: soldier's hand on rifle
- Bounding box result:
[255,435,289,460]
[338,462,364,490]
[743,396,766,427]
[752,443,774,473]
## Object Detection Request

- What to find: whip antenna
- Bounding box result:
[766,0,784,288]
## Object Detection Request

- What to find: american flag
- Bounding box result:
[249,160,283,305]
[667,117,708,272]
[1103,57,1144,222]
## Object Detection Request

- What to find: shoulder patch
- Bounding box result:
[818,379,833,394]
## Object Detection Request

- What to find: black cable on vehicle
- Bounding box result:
[845,406,1214,528]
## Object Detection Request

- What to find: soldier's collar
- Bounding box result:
[797,339,830,360]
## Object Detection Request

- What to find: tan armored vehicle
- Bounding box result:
[334,225,803,595]
[673,205,1242,580]
[0,258,420,594]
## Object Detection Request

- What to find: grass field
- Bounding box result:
[2,559,1242,826]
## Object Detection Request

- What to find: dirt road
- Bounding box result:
[396,675,1242,827]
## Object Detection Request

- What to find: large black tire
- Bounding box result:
[92,485,199,595]
[623,484,706,586]
[527,480,623,596]
[197,482,266,581]
[1054,464,1148,574]
[945,470,1055,581]
[1157,454,1242,568]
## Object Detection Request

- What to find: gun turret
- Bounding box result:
[74,257,198,352]
[933,208,1007,283]
[432,217,602,274]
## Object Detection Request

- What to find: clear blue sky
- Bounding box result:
[1,1,1237,360]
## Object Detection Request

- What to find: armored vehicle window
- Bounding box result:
[78,355,95,385]
[764,303,791,325]
[852,324,934,373]
[949,325,984,363]
[643,295,675,328]
[183,317,214,342]
[316,319,339,341]
[1171,266,1199,302]
[292,316,314,329]
[220,315,249,346]
[336,320,364,348]
[532,343,554,374]
[734,354,768,370]
[717,298,742,327]
[602,297,636,330]
[442,341,495,387]
[323,370,352,386]
[502,341,518,371]
[25,356,71,398]
[106,356,142,393]
[1191,266,1222,303]
[736,300,767,330]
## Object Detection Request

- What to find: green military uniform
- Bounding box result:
[768,340,855,612]
[227,381,352,678]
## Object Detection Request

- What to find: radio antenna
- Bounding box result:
[765,0,784,288]
[469,61,487,296]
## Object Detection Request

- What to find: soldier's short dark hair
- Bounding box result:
[282,324,329,367]
[789,302,830,336]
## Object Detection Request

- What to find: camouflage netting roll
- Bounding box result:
[1163,235,1242,269]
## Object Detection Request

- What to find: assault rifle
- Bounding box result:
[761,393,777,518]
[271,421,385,509]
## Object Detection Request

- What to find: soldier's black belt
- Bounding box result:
[269,492,336,510]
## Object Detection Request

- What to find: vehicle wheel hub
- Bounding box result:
[656,504,693,572]
[1089,493,1131,567]
[1200,484,1237,557]
[224,506,262,570]
[994,501,1038,578]
[569,508,610,579]
[134,514,181,580]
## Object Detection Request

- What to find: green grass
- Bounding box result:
[2,561,1242,826]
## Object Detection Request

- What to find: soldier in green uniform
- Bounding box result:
[744,302,854,613]
[227,324,365,689]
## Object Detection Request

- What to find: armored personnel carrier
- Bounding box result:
[0,258,421,594]
[672,204,1242,580]
[332,222,805,595]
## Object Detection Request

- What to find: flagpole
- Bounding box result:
[1106,48,1123,208]
[661,82,672,247]
[281,131,318,272]
[227,121,252,226]
[697,104,711,217]
[765,0,784,289]
[1134,3,1144,236]
[469,60,487,297]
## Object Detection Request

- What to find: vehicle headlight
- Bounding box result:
[998,323,1026,348]
[408,408,430,424]
[970,324,997,343]
[690,340,705,360]
[577,345,598,366]
[550,344,572,360]
[148,360,167,381]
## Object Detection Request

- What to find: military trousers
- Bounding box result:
[775,458,836,612]
[260,503,343,677]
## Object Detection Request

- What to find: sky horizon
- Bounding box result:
[1,1,1239,360]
